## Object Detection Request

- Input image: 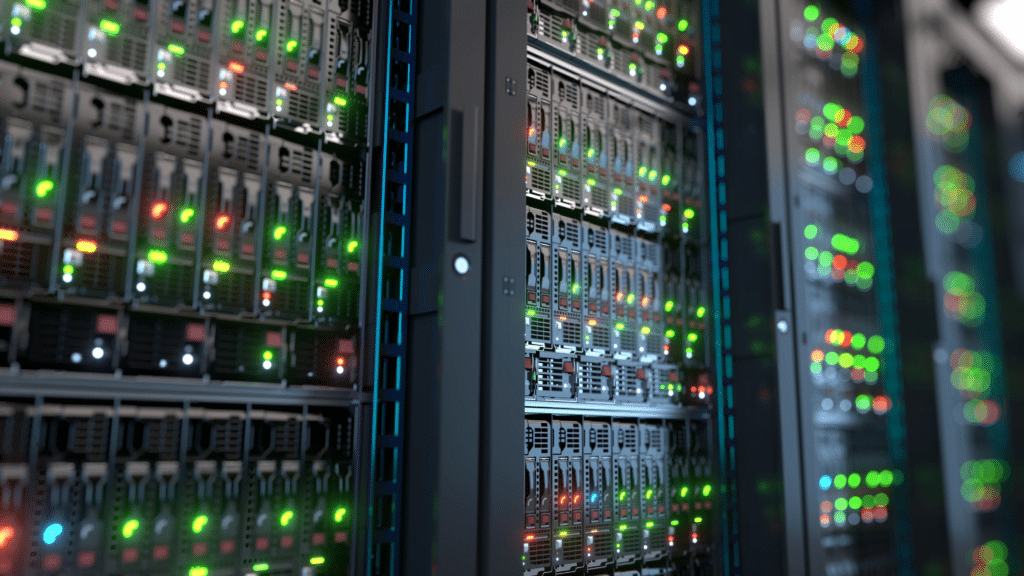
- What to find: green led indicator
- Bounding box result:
[657,32,668,43]
[527,310,536,317]
[626,293,635,304]
[619,490,626,501]
[867,335,885,354]
[665,329,676,338]
[180,207,195,223]
[263,350,274,361]
[702,484,712,497]
[687,332,698,342]
[615,322,625,330]
[804,5,820,21]
[848,473,862,488]
[670,519,680,526]
[661,174,671,186]
[834,474,847,489]
[831,233,860,255]
[665,300,675,312]
[189,567,209,576]
[334,95,347,107]
[231,19,245,34]
[680,486,688,497]
[62,264,74,275]
[855,395,871,412]
[168,44,185,56]
[645,520,654,528]
[694,516,703,523]
[683,207,695,219]
[849,496,862,509]
[286,39,298,52]
[572,283,580,294]
[35,180,54,198]
[334,507,347,522]
[122,519,140,539]
[279,510,294,527]
[347,240,359,253]
[835,497,848,511]
[696,306,706,318]
[25,0,46,9]
[148,249,168,264]
[271,270,287,281]
[212,260,230,273]
[324,278,339,288]
[253,564,270,572]
[255,29,268,42]
[641,326,651,335]
[191,515,208,534]
[805,148,821,164]
[273,225,287,240]
[678,19,689,32]
[310,556,325,565]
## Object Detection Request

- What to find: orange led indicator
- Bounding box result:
[151,201,168,219]
[336,357,345,366]
[76,239,98,253]
[283,82,298,91]
[215,214,231,230]
[0,525,13,548]
[228,61,245,74]
[0,229,19,241]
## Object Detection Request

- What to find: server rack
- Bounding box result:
[899,0,1024,573]
[405,1,725,575]
[0,0,407,574]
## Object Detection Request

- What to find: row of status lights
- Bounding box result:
[0,507,347,571]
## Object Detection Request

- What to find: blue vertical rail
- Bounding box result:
[702,0,739,573]
[365,1,416,574]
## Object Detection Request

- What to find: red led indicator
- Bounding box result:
[215,214,230,230]
[228,61,245,74]
[284,82,298,91]
[657,6,668,18]
[151,201,168,219]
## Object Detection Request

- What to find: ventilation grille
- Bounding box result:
[617,324,637,352]
[554,216,580,248]
[612,234,634,261]
[110,36,148,73]
[526,421,551,455]
[528,538,551,568]
[590,323,610,350]
[106,100,138,141]
[558,176,581,207]
[555,422,581,454]
[585,226,608,255]
[528,163,552,196]
[235,73,269,108]
[526,207,550,241]
[212,270,253,312]
[173,116,204,156]
[144,264,194,306]
[287,90,319,123]
[577,359,607,400]
[528,313,551,344]
[579,30,612,70]
[536,355,571,399]
[31,79,67,122]
[588,184,610,215]
[0,241,47,288]
[614,363,642,402]
[584,88,606,119]
[538,10,568,47]
[177,56,210,92]
[555,76,579,109]
[527,63,551,99]
[559,317,581,347]
[616,424,639,453]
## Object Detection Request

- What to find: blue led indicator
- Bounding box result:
[819,475,832,490]
[42,523,63,545]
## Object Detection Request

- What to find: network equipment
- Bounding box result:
[522,1,714,574]
[0,0,380,574]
